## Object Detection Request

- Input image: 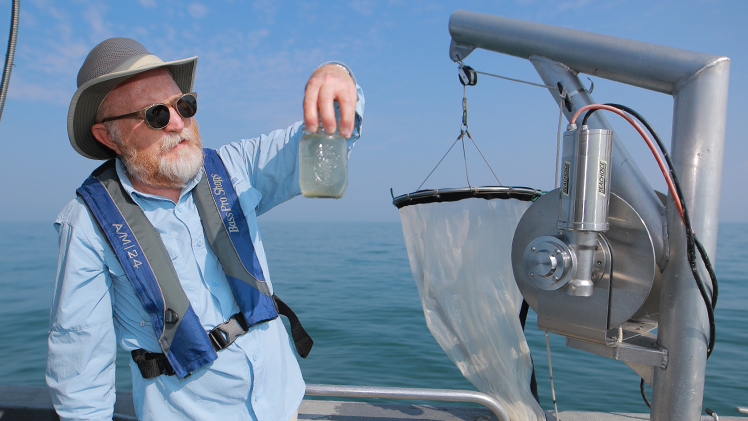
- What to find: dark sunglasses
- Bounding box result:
[101,92,198,129]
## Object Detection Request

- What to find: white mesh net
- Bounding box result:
[398,194,545,420]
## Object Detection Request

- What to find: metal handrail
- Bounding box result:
[305,384,511,421]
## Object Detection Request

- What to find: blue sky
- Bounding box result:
[0,0,745,223]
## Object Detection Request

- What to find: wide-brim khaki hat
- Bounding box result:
[68,37,198,160]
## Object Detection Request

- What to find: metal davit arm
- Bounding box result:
[448,9,729,421]
[448,9,727,95]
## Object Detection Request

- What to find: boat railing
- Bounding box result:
[305,383,511,421]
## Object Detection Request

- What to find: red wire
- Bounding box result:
[570,104,685,223]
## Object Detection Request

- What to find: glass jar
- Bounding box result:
[299,123,348,198]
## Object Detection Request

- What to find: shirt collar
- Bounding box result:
[115,157,203,203]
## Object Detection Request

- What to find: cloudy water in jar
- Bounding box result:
[299,131,348,198]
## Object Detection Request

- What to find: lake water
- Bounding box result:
[0,220,745,416]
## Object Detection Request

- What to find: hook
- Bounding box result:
[462,95,468,130]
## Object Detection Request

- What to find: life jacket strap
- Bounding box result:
[131,348,177,379]
[273,295,313,358]
[132,295,313,379]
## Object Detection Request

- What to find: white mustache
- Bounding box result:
[160,128,195,152]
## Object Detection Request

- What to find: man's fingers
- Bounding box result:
[303,64,356,137]
[303,82,320,133]
[317,83,337,134]
[336,86,356,138]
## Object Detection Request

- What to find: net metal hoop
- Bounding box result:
[393,186,542,209]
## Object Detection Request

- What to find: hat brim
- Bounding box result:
[68,55,198,160]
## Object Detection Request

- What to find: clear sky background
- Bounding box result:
[0,0,745,223]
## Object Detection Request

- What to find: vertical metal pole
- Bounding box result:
[651,60,729,421]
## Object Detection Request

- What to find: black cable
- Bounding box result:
[603,103,719,297]
[581,108,595,127]
[519,300,529,330]
[694,235,718,307]
[588,106,718,361]
[604,103,719,306]
[582,104,718,359]
[640,379,651,409]
[519,300,540,404]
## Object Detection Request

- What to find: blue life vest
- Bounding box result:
[76,148,311,378]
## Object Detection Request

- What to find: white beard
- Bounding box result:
[110,122,204,189]
[154,129,204,187]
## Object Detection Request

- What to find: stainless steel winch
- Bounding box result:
[512,126,661,349]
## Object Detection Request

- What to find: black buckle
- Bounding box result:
[208,327,229,350]
[131,349,177,379]
[132,313,254,378]
[208,313,248,351]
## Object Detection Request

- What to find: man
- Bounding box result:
[46,38,364,420]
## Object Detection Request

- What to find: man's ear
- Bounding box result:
[92,123,121,155]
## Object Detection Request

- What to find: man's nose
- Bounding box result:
[164,104,186,132]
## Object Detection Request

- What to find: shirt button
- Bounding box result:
[197,240,203,246]
[140,320,146,327]
[252,355,258,362]
[212,281,218,287]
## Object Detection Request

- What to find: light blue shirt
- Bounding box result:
[47,81,364,421]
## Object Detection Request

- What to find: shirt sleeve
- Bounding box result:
[46,198,118,421]
[218,64,365,216]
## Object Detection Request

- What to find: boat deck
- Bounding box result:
[301,401,743,421]
[0,385,743,420]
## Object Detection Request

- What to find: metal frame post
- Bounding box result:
[651,59,729,420]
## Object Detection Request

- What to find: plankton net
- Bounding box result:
[392,65,546,420]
